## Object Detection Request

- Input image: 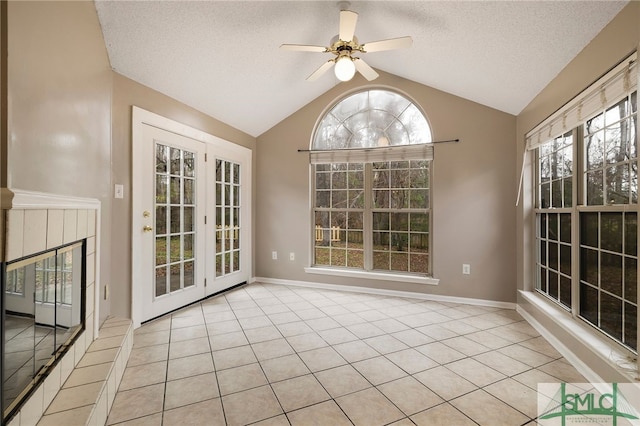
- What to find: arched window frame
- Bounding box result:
[305,88,439,285]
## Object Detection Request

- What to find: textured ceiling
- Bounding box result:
[95,1,628,137]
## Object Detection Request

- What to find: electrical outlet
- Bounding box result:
[462,264,471,275]
[114,184,124,199]
[272,251,277,260]
[290,252,295,261]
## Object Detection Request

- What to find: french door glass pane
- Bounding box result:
[155,142,197,297]
[215,159,241,277]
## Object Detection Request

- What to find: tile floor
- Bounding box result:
[107,283,586,425]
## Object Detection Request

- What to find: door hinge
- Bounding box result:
[204,216,207,225]
[204,278,207,287]
[205,153,208,162]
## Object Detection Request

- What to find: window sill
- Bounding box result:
[518,290,638,382]
[304,267,439,286]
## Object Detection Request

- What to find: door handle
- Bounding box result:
[143,225,153,232]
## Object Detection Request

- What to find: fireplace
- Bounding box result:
[0,189,100,425]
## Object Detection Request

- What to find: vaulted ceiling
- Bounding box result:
[95,1,628,137]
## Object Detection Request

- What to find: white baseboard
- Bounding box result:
[252,276,516,310]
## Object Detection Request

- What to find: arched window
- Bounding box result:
[310,89,435,279]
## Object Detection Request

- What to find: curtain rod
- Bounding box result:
[297,139,460,153]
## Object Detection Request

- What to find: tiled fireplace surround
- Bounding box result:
[1,189,133,426]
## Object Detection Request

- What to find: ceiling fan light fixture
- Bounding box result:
[334,56,356,81]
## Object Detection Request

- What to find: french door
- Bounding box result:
[133,109,251,326]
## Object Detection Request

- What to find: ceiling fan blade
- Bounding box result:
[354,58,379,81]
[280,44,328,53]
[362,36,413,53]
[307,60,335,82]
[339,10,358,41]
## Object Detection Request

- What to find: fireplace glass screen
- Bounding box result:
[2,241,85,421]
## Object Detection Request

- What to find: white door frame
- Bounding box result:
[132,106,252,328]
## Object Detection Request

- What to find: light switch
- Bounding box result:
[114,184,124,199]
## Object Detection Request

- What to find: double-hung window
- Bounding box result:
[310,89,434,278]
[530,53,638,353]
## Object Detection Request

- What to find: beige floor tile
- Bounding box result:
[305,316,341,331]
[171,315,205,329]
[217,362,268,395]
[286,333,328,352]
[484,378,539,418]
[206,319,242,335]
[238,315,273,330]
[268,311,302,325]
[167,352,214,381]
[204,310,237,323]
[415,324,458,340]
[487,325,532,343]
[251,338,295,360]
[363,335,409,354]
[333,340,380,363]
[168,336,211,359]
[473,350,531,376]
[465,330,512,349]
[110,413,162,426]
[46,382,103,414]
[169,324,207,342]
[271,374,331,412]
[317,327,359,345]
[276,321,314,337]
[98,324,131,338]
[411,403,476,426]
[38,405,93,426]
[443,336,491,356]
[512,368,563,393]
[445,358,506,387]
[252,414,291,426]
[498,344,555,367]
[221,385,283,426]
[385,348,439,374]
[209,331,249,351]
[244,325,283,343]
[63,362,111,388]
[119,361,167,391]
[346,322,386,339]
[450,389,530,425]
[391,329,434,347]
[414,366,476,401]
[260,354,311,382]
[89,334,128,352]
[379,376,443,415]
[288,400,353,426]
[437,320,480,335]
[298,346,347,372]
[132,330,170,348]
[234,307,264,319]
[127,344,169,367]
[333,313,368,326]
[371,318,411,334]
[352,356,407,385]
[164,372,219,410]
[212,344,257,370]
[520,336,562,358]
[107,383,164,425]
[336,387,404,426]
[162,398,225,426]
[134,318,171,335]
[415,341,466,364]
[537,359,587,383]
[314,364,371,398]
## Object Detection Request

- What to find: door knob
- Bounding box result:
[143,225,153,232]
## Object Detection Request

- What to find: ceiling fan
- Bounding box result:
[280,3,413,82]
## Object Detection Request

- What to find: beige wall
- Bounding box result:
[256,71,517,303]
[6,1,113,323]
[110,73,256,318]
[516,2,640,293]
